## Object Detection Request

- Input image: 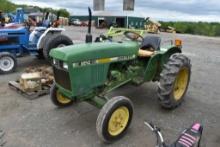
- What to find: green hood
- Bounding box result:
[50,41,139,62]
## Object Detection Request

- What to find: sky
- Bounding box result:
[9,0,220,22]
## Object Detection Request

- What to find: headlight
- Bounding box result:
[63,62,68,70]
[175,39,182,46]
[53,59,57,65]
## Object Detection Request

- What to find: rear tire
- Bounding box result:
[96,96,133,143]
[36,34,53,59]
[157,53,191,109]
[43,34,73,62]
[0,52,17,74]
[50,83,73,107]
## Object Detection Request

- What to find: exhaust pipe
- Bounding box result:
[45,12,49,20]
[86,7,93,43]
[56,11,60,21]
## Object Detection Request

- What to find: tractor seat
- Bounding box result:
[138,36,161,57]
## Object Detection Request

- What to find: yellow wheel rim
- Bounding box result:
[108,106,129,136]
[173,67,189,101]
[56,91,72,104]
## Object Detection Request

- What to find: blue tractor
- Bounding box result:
[0,11,73,74]
[3,8,25,24]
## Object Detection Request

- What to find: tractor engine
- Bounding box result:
[108,62,128,82]
[107,60,143,86]
[0,27,29,48]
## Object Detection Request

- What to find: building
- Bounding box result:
[70,11,145,29]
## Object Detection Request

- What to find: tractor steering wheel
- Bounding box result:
[124,31,144,41]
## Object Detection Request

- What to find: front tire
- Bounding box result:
[158,53,191,109]
[0,52,17,74]
[96,96,133,143]
[50,83,73,107]
[43,34,73,62]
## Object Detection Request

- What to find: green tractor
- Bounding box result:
[49,8,191,143]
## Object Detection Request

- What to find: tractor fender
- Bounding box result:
[161,47,182,64]
[29,27,47,44]
[37,28,65,49]
[143,47,181,81]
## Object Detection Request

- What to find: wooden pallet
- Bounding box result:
[8,81,51,100]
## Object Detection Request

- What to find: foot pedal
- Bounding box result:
[132,77,144,85]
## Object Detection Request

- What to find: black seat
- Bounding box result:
[140,36,161,51]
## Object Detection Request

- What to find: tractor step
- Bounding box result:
[28,48,38,51]
[8,81,51,100]
[132,77,145,85]
[30,52,38,56]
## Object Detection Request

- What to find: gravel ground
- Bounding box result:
[0,26,220,147]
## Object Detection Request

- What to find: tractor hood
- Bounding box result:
[0,26,26,32]
[50,41,139,62]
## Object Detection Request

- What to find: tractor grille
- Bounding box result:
[53,66,71,91]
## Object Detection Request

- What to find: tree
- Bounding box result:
[0,0,70,18]
[57,9,70,18]
[0,0,17,12]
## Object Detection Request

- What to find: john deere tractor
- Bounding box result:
[49,8,191,143]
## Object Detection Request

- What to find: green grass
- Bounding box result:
[0,0,17,12]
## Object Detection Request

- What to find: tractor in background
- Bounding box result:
[1,8,25,26]
[0,10,73,74]
[144,17,161,34]
[49,8,191,143]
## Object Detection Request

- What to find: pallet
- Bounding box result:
[8,81,51,100]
